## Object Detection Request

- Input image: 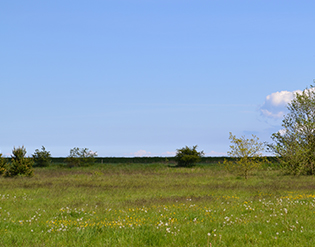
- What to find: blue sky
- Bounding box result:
[1,1,314,157]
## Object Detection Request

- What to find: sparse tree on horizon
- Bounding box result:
[224,132,267,179]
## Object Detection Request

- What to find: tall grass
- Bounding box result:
[0,163,315,246]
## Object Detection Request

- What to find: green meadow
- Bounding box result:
[1,162,315,246]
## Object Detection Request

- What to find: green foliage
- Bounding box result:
[65,147,97,167]
[175,145,204,167]
[4,146,34,177]
[224,132,267,179]
[269,86,315,175]
[0,153,8,175]
[32,146,51,167]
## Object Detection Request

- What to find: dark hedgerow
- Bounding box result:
[175,145,204,167]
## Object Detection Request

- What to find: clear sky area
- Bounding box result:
[1,1,315,157]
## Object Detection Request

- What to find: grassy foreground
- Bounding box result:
[1,163,315,246]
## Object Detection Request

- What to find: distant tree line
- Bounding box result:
[4,155,276,165]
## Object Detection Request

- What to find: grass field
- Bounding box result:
[1,162,315,246]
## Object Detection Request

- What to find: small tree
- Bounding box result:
[175,145,204,167]
[65,147,97,167]
[4,146,34,177]
[269,86,315,175]
[33,146,51,167]
[224,132,266,179]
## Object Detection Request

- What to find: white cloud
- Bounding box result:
[266,90,300,107]
[162,151,176,156]
[131,150,176,157]
[260,109,286,119]
[131,150,152,157]
[260,89,302,118]
[205,151,226,156]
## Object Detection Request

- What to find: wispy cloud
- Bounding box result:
[130,150,176,157]
[205,151,226,156]
[260,89,302,119]
[161,151,176,156]
[131,150,152,157]
[5,153,11,157]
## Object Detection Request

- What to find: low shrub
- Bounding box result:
[65,147,97,168]
[223,132,267,179]
[4,146,34,177]
[33,146,51,167]
[175,145,204,167]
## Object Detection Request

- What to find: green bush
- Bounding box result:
[65,147,97,168]
[32,146,51,167]
[4,146,34,177]
[0,154,8,175]
[223,132,267,179]
[175,145,204,167]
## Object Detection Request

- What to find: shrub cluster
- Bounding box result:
[32,146,51,167]
[175,145,204,167]
[0,146,100,177]
[65,147,97,168]
[2,146,34,177]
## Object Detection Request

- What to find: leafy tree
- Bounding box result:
[4,146,34,177]
[175,145,204,167]
[224,132,266,179]
[65,147,97,167]
[32,146,51,167]
[269,86,315,175]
